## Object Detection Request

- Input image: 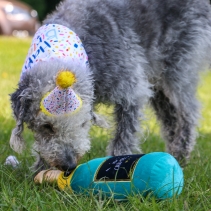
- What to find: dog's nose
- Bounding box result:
[61,163,77,177]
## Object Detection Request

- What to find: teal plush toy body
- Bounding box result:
[56,152,184,200]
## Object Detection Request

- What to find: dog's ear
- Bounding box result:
[10,83,32,153]
[10,124,25,154]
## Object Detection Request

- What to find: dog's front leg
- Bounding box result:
[31,155,50,175]
[107,103,141,156]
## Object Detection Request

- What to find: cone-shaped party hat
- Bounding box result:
[40,71,82,116]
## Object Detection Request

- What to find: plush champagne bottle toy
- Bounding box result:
[35,152,184,200]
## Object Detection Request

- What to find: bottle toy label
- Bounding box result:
[94,154,145,181]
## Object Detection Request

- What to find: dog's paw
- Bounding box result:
[173,153,190,167]
[167,143,191,167]
[167,149,190,167]
[31,157,50,176]
[106,139,133,156]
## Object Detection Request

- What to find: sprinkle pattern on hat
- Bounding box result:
[21,24,88,80]
[40,86,82,116]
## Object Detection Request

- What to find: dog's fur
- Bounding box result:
[10,0,211,172]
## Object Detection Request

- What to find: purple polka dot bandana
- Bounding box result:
[21,24,88,80]
[41,86,82,116]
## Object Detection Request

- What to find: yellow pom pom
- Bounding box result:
[56,70,76,89]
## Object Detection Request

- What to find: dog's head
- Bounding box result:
[10,24,108,173]
[9,23,102,172]
[10,58,96,172]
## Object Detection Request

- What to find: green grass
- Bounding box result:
[0,36,211,211]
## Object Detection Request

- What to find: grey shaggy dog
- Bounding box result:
[10,0,211,173]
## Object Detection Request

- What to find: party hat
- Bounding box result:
[40,71,82,116]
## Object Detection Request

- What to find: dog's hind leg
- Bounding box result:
[149,12,211,165]
[150,87,200,166]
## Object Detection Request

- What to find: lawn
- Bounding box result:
[0,37,210,211]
